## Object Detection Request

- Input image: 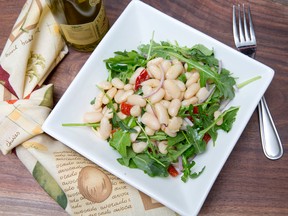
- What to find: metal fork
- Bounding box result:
[233,4,283,160]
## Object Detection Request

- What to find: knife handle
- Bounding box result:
[258,96,283,160]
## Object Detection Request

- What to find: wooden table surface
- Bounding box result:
[1,0,288,215]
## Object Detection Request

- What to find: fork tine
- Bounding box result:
[248,5,256,43]
[237,4,245,42]
[242,4,250,41]
[232,5,239,45]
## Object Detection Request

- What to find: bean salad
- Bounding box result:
[64,40,241,182]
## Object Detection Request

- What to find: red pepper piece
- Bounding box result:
[193,106,199,114]
[203,133,211,144]
[168,165,179,177]
[134,69,150,91]
[120,102,133,115]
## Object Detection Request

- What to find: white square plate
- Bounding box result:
[43,1,274,215]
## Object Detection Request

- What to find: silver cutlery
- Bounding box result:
[232,4,283,160]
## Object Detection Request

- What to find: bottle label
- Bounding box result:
[59,2,108,46]
[89,0,100,7]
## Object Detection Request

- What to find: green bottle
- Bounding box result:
[47,0,109,52]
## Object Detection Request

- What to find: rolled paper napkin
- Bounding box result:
[0,0,68,99]
[0,1,176,215]
[0,0,68,154]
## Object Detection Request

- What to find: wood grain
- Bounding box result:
[0,0,287,215]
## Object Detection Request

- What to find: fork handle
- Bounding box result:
[258,96,283,160]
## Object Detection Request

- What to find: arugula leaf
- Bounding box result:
[117,148,136,167]
[110,130,131,157]
[186,126,206,154]
[181,155,206,182]
[132,154,169,177]
[190,166,205,179]
[104,50,147,83]
[167,132,186,146]
[138,131,167,141]
[217,106,239,132]
[192,44,214,56]
[168,142,193,162]
[199,106,239,137]
[112,114,137,133]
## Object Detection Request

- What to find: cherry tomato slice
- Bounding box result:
[121,102,133,116]
[168,165,179,177]
[134,69,150,91]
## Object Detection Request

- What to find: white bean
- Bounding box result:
[103,107,114,119]
[149,88,165,104]
[147,57,163,67]
[132,141,148,153]
[145,104,156,116]
[83,112,103,123]
[173,80,186,92]
[101,106,108,115]
[117,112,127,120]
[182,97,198,106]
[111,78,124,89]
[142,85,153,96]
[184,83,200,99]
[172,59,181,65]
[129,67,144,84]
[94,107,102,113]
[168,117,183,133]
[163,80,181,99]
[166,63,183,80]
[185,72,192,79]
[158,141,168,154]
[97,81,112,90]
[147,65,162,80]
[161,60,172,74]
[98,117,112,140]
[116,90,134,103]
[141,79,160,88]
[164,127,177,137]
[102,87,117,104]
[114,89,124,103]
[159,100,170,109]
[186,71,200,87]
[141,112,160,131]
[168,99,181,117]
[214,110,223,125]
[179,91,185,101]
[124,84,133,91]
[196,87,209,103]
[130,105,141,117]
[127,95,146,107]
[155,103,169,125]
[130,126,141,142]
[94,92,105,110]
[164,91,173,101]
[145,126,155,136]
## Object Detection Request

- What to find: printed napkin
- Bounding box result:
[0,0,177,215]
[0,0,68,154]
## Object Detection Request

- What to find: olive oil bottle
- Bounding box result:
[47,0,109,52]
